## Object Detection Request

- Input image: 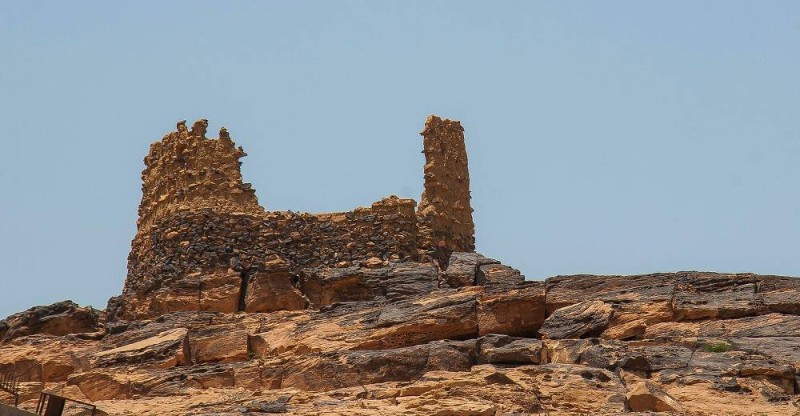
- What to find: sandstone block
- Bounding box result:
[644,313,800,339]
[539,300,614,339]
[189,327,249,363]
[477,335,543,365]
[358,288,479,349]
[91,328,189,368]
[545,273,676,315]
[244,269,307,313]
[300,261,439,307]
[442,252,498,287]
[758,276,800,314]
[476,263,524,286]
[1,301,101,342]
[626,380,684,412]
[476,282,545,337]
[672,274,761,320]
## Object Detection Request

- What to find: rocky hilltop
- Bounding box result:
[2,117,800,415]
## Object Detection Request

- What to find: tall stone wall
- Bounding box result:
[416,115,476,264]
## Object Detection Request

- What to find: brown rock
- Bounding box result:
[92,328,189,368]
[67,371,134,401]
[357,288,479,350]
[626,380,684,412]
[417,115,475,264]
[188,327,248,363]
[1,301,101,342]
[672,273,761,320]
[758,276,800,314]
[545,273,675,340]
[477,282,545,336]
[442,252,498,287]
[300,261,439,306]
[244,266,308,313]
[0,337,93,382]
[119,270,242,318]
[476,263,524,286]
[545,273,676,315]
[539,300,614,339]
[645,313,800,339]
[477,335,543,364]
[248,288,481,357]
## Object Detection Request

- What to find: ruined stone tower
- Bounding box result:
[136,119,263,233]
[417,115,476,264]
[112,115,475,320]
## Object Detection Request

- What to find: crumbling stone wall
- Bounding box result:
[262,197,419,267]
[116,116,474,320]
[417,115,476,264]
[136,119,263,234]
[118,198,419,319]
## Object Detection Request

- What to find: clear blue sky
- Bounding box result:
[1,2,798,318]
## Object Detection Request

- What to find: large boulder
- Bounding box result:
[476,282,545,336]
[539,300,614,339]
[477,335,543,365]
[244,255,308,313]
[672,274,761,320]
[1,301,102,342]
[299,261,439,306]
[91,328,190,368]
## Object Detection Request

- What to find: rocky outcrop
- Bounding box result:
[539,300,614,339]
[0,301,101,342]
[441,252,498,287]
[91,328,189,368]
[3,118,800,415]
[299,261,439,306]
[4,271,800,415]
[477,282,545,336]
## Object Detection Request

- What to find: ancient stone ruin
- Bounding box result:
[111,115,475,321]
[2,115,800,415]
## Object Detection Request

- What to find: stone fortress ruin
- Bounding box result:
[4,114,800,415]
[110,115,479,320]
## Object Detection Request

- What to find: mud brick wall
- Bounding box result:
[417,115,476,264]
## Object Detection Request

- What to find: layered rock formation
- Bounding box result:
[1,116,799,415]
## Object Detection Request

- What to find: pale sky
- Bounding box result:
[1,1,799,318]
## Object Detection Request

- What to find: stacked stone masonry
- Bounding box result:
[115,116,475,320]
[137,119,263,233]
[417,115,476,264]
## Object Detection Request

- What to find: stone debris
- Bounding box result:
[1,116,800,415]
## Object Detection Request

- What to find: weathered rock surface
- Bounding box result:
[477,282,545,336]
[91,328,189,368]
[0,301,101,342]
[5,270,800,415]
[441,252,498,287]
[3,118,800,415]
[300,261,439,306]
[539,300,614,339]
